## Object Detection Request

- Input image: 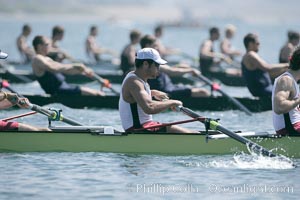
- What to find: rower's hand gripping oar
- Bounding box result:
[177,106,277,157]
[1,80,83,126]
[196,74,252,115]
[91,73,119,95]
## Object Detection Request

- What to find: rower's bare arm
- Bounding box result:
[151,90,169,101]
[250,52,288,74]
[0,99,12,109]
[0,92,13,109]
[0,92,20,109]
[221,40,241,56]
[18,37,27,52]
[128,47,136,65]
[201,41,231,63]
[200,41,214,58]
[128,80,181,114]
[160,65,200,77]
[32,56,86,75]
[274,77,300,114]
[17,37,34,56]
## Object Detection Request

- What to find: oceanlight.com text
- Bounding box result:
[209,184,294,194]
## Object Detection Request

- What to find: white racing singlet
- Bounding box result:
[119,72,153,130]
[272,71,300,132]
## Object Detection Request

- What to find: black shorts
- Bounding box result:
[56,82,81,95]
[168,87,192,98]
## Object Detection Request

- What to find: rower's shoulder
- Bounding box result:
[124,74,144,87]
[32,54,44,61]
[276,74,294,88]
[278,73,293,82]
[202,39,212,46]
[243,51,258,60]
[32,54,49,66]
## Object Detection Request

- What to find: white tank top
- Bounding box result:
[119,72,153,130]
[272,72,300,131]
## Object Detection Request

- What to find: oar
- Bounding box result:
[91,73,119,95]
[196,74,252,115]
[1,80,84,126]
[1,111,37,121]
[0,79,16,93]
[177,106,277,157]
[27,102,84,126]
[0,63,33,83]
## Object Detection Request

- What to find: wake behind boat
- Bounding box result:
[0,126,298,158]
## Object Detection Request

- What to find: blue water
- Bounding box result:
[1,1,300,199]
[0,153,298,200]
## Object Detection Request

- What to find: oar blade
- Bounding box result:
[216,124,277,157]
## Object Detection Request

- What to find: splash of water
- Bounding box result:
[178,152,295,170]
[232,152,295,169]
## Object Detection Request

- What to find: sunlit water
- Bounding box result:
[1,1,300,199]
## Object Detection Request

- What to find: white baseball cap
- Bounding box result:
[0,50,8,59]
[136,48,167,65]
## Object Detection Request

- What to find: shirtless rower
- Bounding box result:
[16,24,35,64]
[220,24,242,60]
[120,29,142,75]
[85,25,117,63]
[199,27,233,76]
[279,30,299,63]
[47,25,74,62]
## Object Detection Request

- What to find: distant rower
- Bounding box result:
[32,35,105,96]
[242,33,288,97]
[279,30,299,63]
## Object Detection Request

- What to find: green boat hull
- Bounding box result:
[0,131,299,158]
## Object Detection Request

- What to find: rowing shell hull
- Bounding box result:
[0,132,299,157]
[23,94,272,112]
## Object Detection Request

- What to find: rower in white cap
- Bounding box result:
[119,48,198,133]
